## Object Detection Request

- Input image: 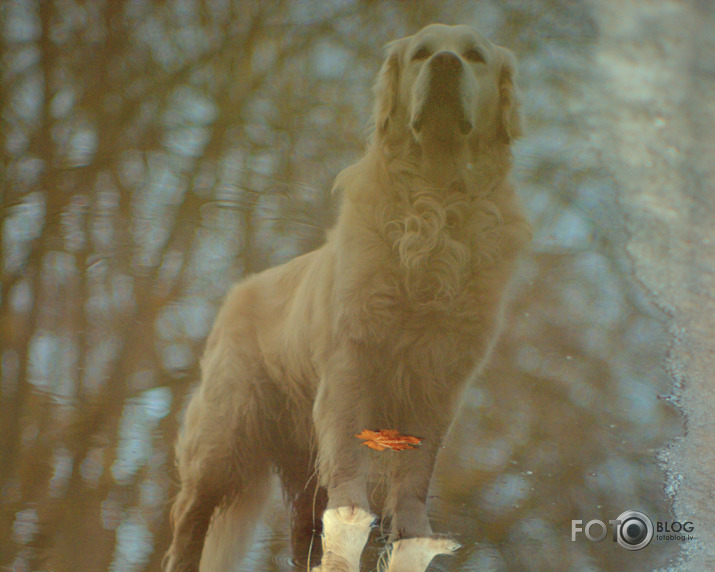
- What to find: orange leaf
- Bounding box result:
[355,429,422,451]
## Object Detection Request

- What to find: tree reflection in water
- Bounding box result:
[2,1,700,570]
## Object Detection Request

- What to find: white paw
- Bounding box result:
[384,536,461,572]
[317,506,376,571]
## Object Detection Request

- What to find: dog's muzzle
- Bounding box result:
[412,51,473,137]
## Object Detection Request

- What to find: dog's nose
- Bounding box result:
[430,51,462,73]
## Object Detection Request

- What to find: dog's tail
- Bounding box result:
[166,328,278,571]
[198,476,273,571]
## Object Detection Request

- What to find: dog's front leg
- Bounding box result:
[311,348,375,571]
[382,416,460,571]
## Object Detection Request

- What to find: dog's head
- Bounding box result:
[373,24,521,149]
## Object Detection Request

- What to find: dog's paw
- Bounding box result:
[310,550,356,572]
[382,536,461,572]
[316,506,376,571]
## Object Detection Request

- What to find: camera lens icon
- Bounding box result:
[615,510,653,550]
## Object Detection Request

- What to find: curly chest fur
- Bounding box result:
[332,153,530,351]
[334,194,515,356]
[383,188,507,307]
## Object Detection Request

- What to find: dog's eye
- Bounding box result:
[464,48,485,63]
[412,47,431,61]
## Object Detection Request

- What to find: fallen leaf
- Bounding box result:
[355,429,422,451]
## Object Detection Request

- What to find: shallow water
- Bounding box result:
[234,358,681,572]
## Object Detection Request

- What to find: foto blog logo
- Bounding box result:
[571,510,654,551]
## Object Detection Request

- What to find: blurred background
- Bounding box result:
[3,0,708,570]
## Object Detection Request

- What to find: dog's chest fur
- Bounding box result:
[388,190,502,303]
[335,182,514,368]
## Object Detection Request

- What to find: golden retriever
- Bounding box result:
[164,23,531,572]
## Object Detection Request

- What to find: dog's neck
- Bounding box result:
[399,133,510,196]
[416,137,470,189]
[356,131,512,206]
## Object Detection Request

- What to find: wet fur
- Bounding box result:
[165,24,530,571]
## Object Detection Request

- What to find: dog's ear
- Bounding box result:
[373,39,404,138]
[497,47,522,143]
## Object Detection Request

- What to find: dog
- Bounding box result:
[164,23,531,572]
